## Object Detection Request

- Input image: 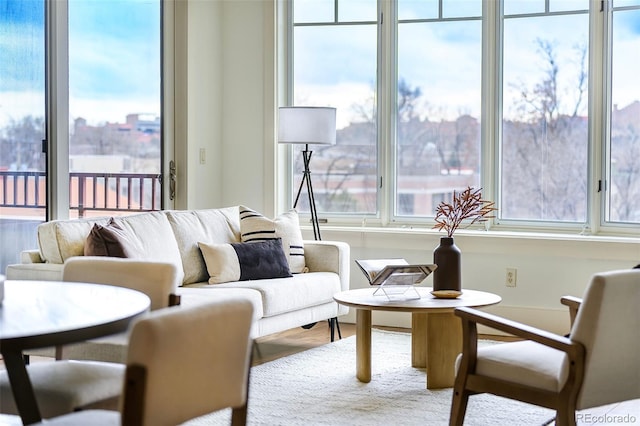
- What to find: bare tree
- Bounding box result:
[610,111,640,221]
[0,116,45,171]
[502,39,589,221]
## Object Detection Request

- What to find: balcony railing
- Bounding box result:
[0,171,162,217]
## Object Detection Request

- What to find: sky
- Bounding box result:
[1,0,639,128]
[0,0,160,127]
[294,0,639,128]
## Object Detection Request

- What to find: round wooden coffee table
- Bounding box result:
[334,287,501,389]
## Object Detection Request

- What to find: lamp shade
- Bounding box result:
[278,106,337,145]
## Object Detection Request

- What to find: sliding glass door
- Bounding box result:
[0,0,162,274]
[0,0,47,272]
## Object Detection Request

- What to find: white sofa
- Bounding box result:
[6,206,349,360]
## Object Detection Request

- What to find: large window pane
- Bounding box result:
[501,11,589,223]
[0,0,46,272]
[68,0,161,218]
[397,18,481,217]
[292,20,378,215]
[607,6,640,223]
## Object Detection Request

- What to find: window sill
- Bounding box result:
[303,225,640,263]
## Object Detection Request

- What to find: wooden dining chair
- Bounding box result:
[0,257,181,419]
[449,268,640,426]
[31,298,255,426]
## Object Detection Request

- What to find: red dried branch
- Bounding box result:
[433,187,497,238]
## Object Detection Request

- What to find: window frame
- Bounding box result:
[280,0,638,237]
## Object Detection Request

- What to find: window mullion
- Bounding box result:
[589,0,608,233]
[379,0,395,224]
[482,0,500,223]
[46,0,70,221]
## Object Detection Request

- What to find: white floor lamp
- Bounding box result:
[278,106,341,341]
[278,106,337,241]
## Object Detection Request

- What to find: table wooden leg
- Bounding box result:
[426,311,462,389]
[356,309,372,383]
[411,312,427,368]
[1,349,42,424]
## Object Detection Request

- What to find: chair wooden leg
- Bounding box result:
[449,386,470,426]
[231,404,248,426]
[554,408,576,426]
[231,342,252,426]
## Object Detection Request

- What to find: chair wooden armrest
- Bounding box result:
[560,296,582,327]
[169,293,181,306]
[454,307,580,355]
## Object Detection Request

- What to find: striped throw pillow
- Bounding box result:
[239,206,306,274]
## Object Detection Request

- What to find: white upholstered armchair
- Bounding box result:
[449,269,640,426]
[29,298,255,425]
[0,257,182,419]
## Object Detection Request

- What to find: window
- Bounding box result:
[68,0,162,218]
[0,0,46,272]
[0,0,163,273]
[290,0,378,215]
[286,0,640,234]
[396,1,482,218]
[606,0,640,225]
[500,1,589,223]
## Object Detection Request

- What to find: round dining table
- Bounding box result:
[0,280,150,425]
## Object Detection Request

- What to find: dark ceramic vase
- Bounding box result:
[433,237,461,292]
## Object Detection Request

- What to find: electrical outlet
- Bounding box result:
[506,268,517,287]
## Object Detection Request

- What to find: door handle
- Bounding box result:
[169,160,176,200]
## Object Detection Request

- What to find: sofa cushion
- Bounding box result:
[176,286,264,322]
[84,218,143,258]
[209,272,340,317]
[166,207,240,285]
[114,211,184,284]
[38,217,109,264]
[239,206,305,274]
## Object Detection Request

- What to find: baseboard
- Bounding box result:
[340,304,571,337]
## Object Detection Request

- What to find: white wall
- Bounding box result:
[315,227,639,334]
[183,0,640,334]
[179,0,275,212]
[181,0,225,210]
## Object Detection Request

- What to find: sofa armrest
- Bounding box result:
[303,240,350,292]
[20,249,44,264]
[5,263,64,281]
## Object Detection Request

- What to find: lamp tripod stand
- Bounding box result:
[290,144,341,341]
[292,144,322,241]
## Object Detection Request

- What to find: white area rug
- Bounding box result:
[184,329,556,426]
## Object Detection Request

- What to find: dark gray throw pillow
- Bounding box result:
[198,238,292,284]
[233,238,292,281]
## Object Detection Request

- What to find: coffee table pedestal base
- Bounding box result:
[356,310,372,383]
[355,309,462,389]
[335,287,500,391]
